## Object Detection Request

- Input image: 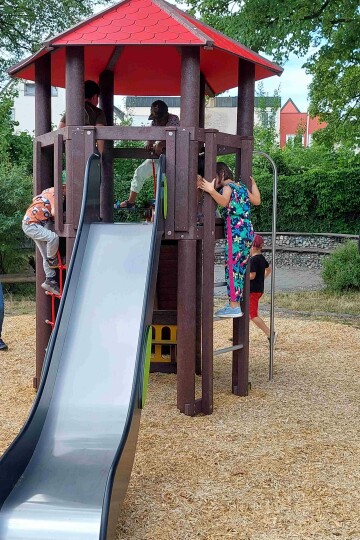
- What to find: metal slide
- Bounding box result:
[0,154,164,540]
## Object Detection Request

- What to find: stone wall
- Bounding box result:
[215,232,358,269]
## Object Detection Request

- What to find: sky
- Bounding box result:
[222,53,313,113]
[256,54,313,112]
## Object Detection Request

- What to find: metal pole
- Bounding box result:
[252,151,278,380]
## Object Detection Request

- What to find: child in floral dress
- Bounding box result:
[197,162,261,317]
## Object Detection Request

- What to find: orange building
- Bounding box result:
[280,98,327,148]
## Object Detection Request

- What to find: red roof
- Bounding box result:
[9,0,282,95]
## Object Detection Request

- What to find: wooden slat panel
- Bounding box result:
[174,129,190,232]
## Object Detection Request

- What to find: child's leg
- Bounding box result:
[251,316,270,337]
[22,223,58,279]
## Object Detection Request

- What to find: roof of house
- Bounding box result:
[8,0,283,96]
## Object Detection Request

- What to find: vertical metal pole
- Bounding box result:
[34,55,52,388]
[252,151,278,380]
[99,69,114,223]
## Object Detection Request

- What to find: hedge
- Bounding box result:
[251,167,360,234]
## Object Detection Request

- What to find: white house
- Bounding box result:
[10,83,280,136]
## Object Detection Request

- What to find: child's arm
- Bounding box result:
[197,176,231,207]
[265,266,271,278]
[248,176,261,206]
[250,271,256,280]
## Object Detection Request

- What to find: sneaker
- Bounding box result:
[215,304,243,318]
[41,278,60,296]
[47,256,59,269]
[268,332,278,348]
[0,338,8,351]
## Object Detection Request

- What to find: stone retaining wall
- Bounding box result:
[215,232,358,269]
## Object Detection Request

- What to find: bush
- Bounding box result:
[251,167,360,234]
[322,241,360,293]
[0,163,33,274]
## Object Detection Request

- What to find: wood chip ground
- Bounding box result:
[0,312,359,539]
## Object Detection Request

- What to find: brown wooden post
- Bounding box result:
[65,46,85,264]
[33,54,53,388]
[232,59,255,396]
[177,46,200,415]
[201,130,217,414]
[195,73,206,377]
[99,69,114,223]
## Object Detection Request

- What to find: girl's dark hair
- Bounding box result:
[216,162,234,181]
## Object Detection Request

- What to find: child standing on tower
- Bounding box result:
[197,162,261,317]
[249,234,277,344]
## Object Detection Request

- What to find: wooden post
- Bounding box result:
[177,240,197,414]
[177,47,200,415]
[34,54,52,389]
[201,130,217,414]
[65,46,84,265]
[99,69,114,223]
[232,59,255,396]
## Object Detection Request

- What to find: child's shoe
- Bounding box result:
[0,338,8,351]
[47,256,59,269]
[215,304,243,318]
[41,278,60,296]
[117,200,135,210]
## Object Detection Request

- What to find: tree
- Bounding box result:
[184,0,360,147]
[0,0,113,87]
[0,91,33,274]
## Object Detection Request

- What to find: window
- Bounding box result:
[24,83,58,96]
[286,134,305,145]
[24,83,35,96]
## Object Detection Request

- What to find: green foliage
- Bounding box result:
[184,0,360,148]
[0,0,113,86]
[0,93,34,273]
[0,162,33,274]
[113,138,156,224]
[253,83,280,154]
[250,167,360,234]
[322,241,360,293]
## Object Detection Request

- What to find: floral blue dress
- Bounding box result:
[220,182,254,302]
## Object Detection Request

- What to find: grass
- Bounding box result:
[262,290,360,316]
[5,290,360,321]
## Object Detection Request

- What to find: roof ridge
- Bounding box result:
[179,8,282,74]
[154,0,213,47]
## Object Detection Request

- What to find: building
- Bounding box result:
[10,84,280,136]
[125,95,281,135]
[280,98,327,148]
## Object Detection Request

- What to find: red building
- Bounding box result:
[280,98,327,148]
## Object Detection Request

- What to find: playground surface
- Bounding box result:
[1,311,359,540]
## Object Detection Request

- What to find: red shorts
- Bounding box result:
[249,292,263,319]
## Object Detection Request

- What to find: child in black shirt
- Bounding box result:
[250,234,277,345]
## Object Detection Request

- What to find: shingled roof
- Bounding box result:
[9,0,282,95]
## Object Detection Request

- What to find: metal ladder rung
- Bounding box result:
[214,344,243,356]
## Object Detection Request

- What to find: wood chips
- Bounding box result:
[0,312,359,540]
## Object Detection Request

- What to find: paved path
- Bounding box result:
[214,265,324,296]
